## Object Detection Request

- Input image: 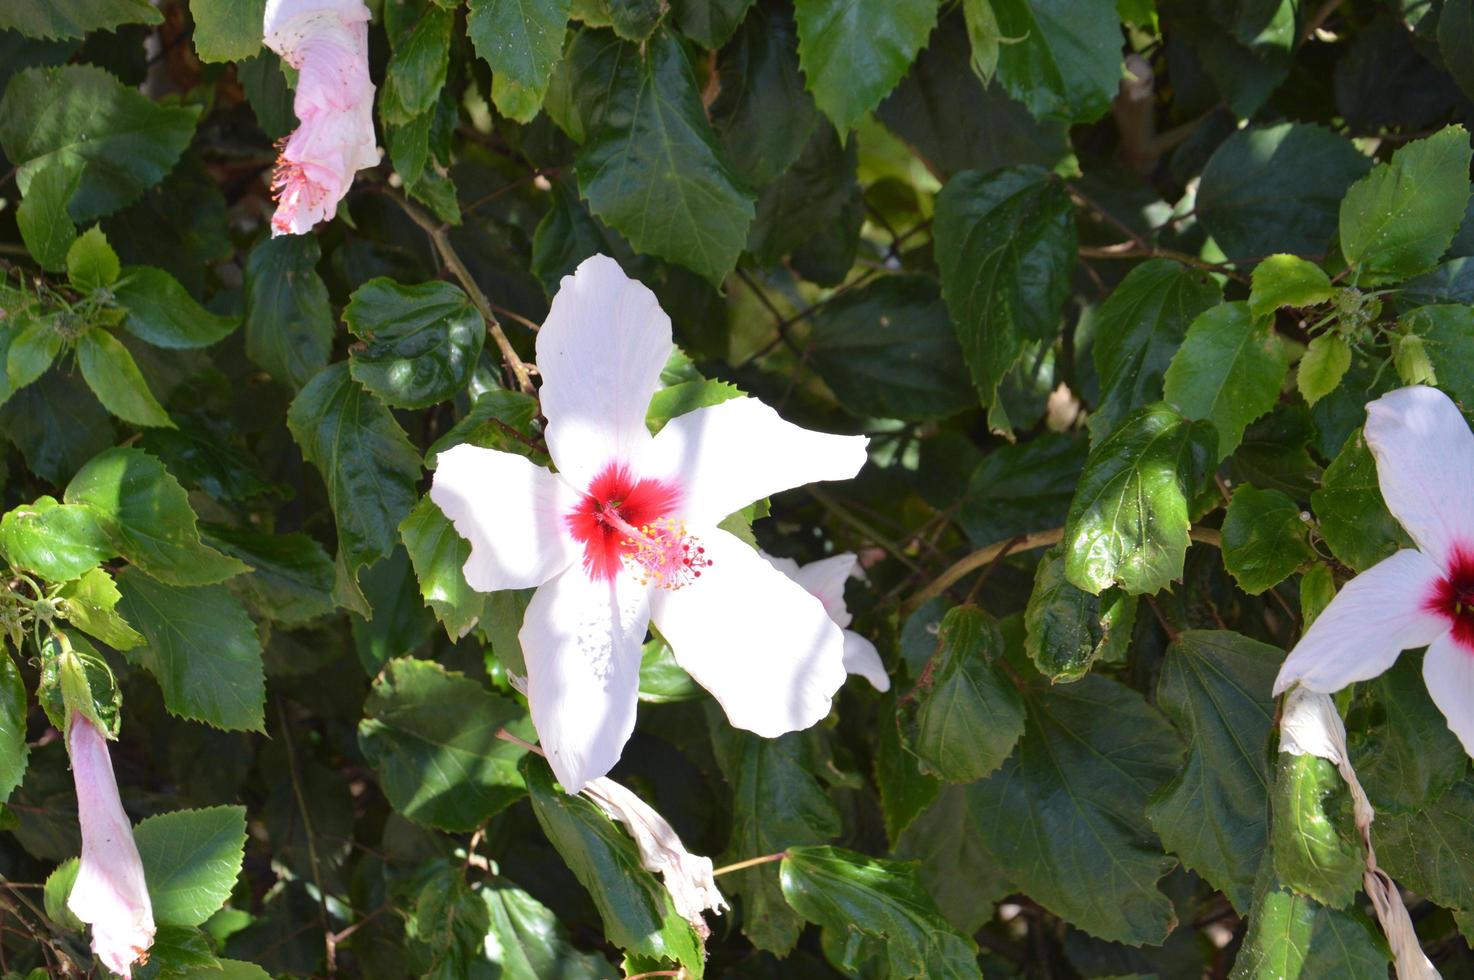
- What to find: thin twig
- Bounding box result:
[805,486,924,575]
[495,727,543,755]
[276,699,336,977]
[712,852,787,877]
[386,191,536,395]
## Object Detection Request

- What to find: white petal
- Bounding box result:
[1277,688,1347,762]
[535,255,670,489]
[430,444,580,593]
[790,553,859,628]
[1273,549,1448,695]
[1422,632,1474,758]
[843,630,890,692]
[521,565,651,792]
[650,530,847,737]
[1364,385,1474,569]
[758,549,802,580]
[645,397,869,527]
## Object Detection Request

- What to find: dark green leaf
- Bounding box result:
[1375,777,1474,913]
[709,0,815,188]
[468,0,574,122]
[672,0,754,48]
[1350,652,1465,814]
[1271,751,1362,909]
[1340,125,1472,285]
[113,266,239,349]
[807,275,975,421]
[1196,123,1371,261]
[134,805,247,926]
[201,524,336,628]
[1063,403,1216,595]
[381,4,453,123]
[0,368,116,485]
[351,546,436,674]
[244,235,335,390]
[1163,302,1289,460]
[1024,543,1135,682]
[77,329,174,428]
[959,432,1086,547]
[875,692,940,843]
[115,568,266,732]
[901,606,1023,783]
[65,447,249,586]
[1222,487,1313,595]
[935,166,1076,419]
[0,65,199,221]
[779,845,981,979]
[575,30,755,286]
[399,497,488,641]
[0,651,26,804]
[189,0,265,62]
[894,782,1010,935]
[990,0,1123,123]
[645,380,743,433]
[1231,854,1389,980]
[792,0,940,136]
[1400,306,1474,408]
[1146,630,1279,913]
[1089,258,1222,441]
[1442,0,1474,101]
[287,363,422,602]
[1311,430,1410,573]
[0,0,160,40]
[0,496,112,582]
[346,278,485,409]
[972,673,1183,945]
[521,755,705,973]
[482,884,620,978]
[746,122,858,268]
[358,657,533,831]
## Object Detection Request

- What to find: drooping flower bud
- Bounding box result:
[65,714,155,977]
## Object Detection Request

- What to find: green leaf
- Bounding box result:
[1089,258,1223,441]
[113,266,239,349]
[44,857,82,930]
[189,0,265,62]
[399,498,489,641]
[959,432,1085,547]
[1311,431,1410,573]
[1350,652,1465,814]
[1146,630,1279,913]
[0,496,112,583]
[358,658,533,831]
[1340,125,1472,285]
[468,0,574,123]
[1231,854,1389,980]
[77,329,174,428]
[8,317,64,392]
[746,124,859,269]
[66,225,120,292]
[287,363,422,601]
[200,524,336,628]
[1063,403,1216,596]
[1197,123,1371,261]
[521,755,705,974]
[708,720,840,955]
[1271,749,1363,909]
[482,884,620,978]
[0,368,117,485]
[0,0,160,40]
[351,546,436,675]
[345,278,485,409]
[935,166,1076,417]
[1024,543,1135,682]
[1163,302,1289,460]
[779,845,981,979]
[381,4,453,123]
[709,0,816,188]
[575,30,756,286]
[56,567,145,650]
[1442,0,1474,101]
[1297,333,1352,408]
[807,276,975,421]
[244,235,334,389]
[0,651,27,804]
[65,447,249,586]
[15,162,80,273]
[894,782,1010,935]
[1375,777,1474,913]
[901,606,1023,783]
[1221,487,1313,595]
[672,0,755,48]
[645,380,743,433]
[972,673,1183,945]
[1400,305,1474,407]
[989,0,1123,123]
[115,569,266,732]
[0,65,200,222]
[135,924,221,977]
[134,805,247,926]
[875,691,940,843]
[1249,254,1334,320]
[792,0,940,136]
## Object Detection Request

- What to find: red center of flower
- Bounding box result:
[565,464,711,586]
[1425,545,1474,651]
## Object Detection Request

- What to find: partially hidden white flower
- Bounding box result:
[762,551,890,692]
[431,255,869,792]
[1275,384,1474,756]
[66,715,155,978]
[581,775,727,938]
[262,0,378,236]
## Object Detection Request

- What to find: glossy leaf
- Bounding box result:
[468,0,573,122]
[113,266,239,349]
[1163,302,1289,460]
[76,329,174,428]
[0,0,160,39]
[244,235,334,391]
[0,496,112,583]
[346,278,485,409]
[1024,544,1135,682]
[1270,751,1362,909]
[990,0,1123,123]
[1311,431,1410,573]
[134,805,247,926]
[1221,487,1313,595]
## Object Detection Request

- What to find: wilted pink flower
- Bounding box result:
[432,255,869,793]
[66,716,154,977]
[262,0,378,236]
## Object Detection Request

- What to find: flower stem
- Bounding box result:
[712,852,787,877]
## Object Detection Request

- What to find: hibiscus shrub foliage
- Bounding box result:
[5,0,1474,977]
